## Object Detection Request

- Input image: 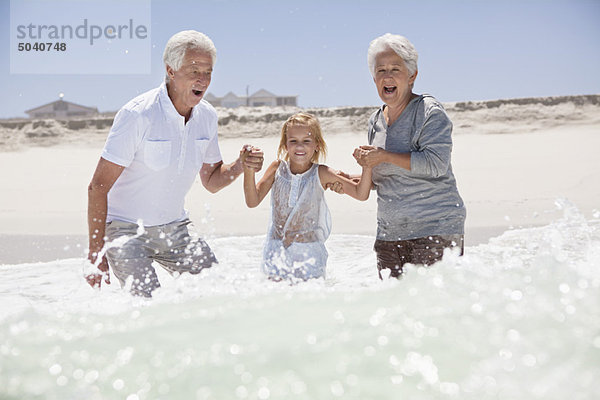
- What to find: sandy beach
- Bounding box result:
[0,96,599,263]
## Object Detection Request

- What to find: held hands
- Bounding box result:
[324,170,355,194]
[240,145,264,172]
[353,145,385,168]
[325,145,381,195]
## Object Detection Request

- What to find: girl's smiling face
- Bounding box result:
[285,125,319,169]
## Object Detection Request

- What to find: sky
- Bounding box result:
[1,0,599,119]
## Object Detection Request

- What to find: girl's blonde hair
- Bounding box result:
[277,112,327,163]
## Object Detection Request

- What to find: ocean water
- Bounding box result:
[1,202,599,400]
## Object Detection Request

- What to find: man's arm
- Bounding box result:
[200,146,263,193]
[86,157,125,288]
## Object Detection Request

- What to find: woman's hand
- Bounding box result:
[324,170,360,194]
[354,145,387,168]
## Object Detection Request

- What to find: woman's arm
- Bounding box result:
[355,145,411,170]
[356,106,453,176]
[319,164,372,201]
[243,159,279,208]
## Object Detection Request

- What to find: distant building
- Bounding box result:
[221,91,246,108]
[25,95,98,119]
[203,93,221,107]
[205,89,297,108]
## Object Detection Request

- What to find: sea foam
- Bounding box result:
[1,204,598,399]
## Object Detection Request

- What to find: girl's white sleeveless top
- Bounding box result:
[267,161,332,245]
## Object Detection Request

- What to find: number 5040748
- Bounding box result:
[18,42,67,51]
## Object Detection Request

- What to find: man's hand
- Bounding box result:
[85,254,111,289]
[240,145,264,172]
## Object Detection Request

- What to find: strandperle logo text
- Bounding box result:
[16,19,148,45]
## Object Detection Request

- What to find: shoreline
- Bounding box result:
[1,117,598,265]
[0,221,579,265]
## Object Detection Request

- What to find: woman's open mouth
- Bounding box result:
[384,86,397,94]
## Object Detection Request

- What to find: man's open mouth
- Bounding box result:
[384,86,397,94]
[192,89,203,97]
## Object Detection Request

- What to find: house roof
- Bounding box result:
[222,91,246,100]
[208,90,298,100]
[250,89,276,98]
[25,99,98,114]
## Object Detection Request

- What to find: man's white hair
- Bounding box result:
[163,30,217,82]
[367,33,418,78]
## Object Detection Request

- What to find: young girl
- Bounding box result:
[242,112,372,281]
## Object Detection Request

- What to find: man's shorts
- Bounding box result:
[105,218,217,297]
[374,234,464,279]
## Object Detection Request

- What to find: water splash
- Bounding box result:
[1,207,599,399]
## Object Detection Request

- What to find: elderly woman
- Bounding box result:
[355,33,466,279]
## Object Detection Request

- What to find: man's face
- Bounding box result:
[166,49,213,114]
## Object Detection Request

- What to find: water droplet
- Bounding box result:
[257,386,270,399]
[330,380,344,396]
[49,364,62,375]
[113,379,125,390]
[522,354,537,367]
[377,335,389,346]
[506,329,520,341]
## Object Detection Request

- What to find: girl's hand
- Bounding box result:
[354,145,385,168]
[240,145,264,172]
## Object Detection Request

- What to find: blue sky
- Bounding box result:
[1,0,599,118]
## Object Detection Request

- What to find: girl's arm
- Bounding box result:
[319,164,372,201]
[243,159,280,208]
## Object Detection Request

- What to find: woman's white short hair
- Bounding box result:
[163,30,217,81]
[367,33,418,78]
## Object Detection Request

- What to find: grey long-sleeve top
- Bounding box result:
[368,94,466,241]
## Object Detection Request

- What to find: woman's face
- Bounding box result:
[373,49,417,108]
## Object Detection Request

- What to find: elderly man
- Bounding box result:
[85,30,263,296]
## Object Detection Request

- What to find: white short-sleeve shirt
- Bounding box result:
[102,82,223,226]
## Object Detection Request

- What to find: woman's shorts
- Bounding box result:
[374,234,464,279]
